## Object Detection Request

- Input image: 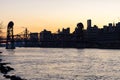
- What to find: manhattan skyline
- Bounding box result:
[0,0,120,34]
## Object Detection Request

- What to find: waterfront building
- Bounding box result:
[87,19,92,30]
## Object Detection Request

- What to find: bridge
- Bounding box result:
[0,21,31,49]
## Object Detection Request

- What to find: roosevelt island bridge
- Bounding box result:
[2,21,33,49]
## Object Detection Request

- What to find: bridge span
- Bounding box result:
[4,21,31,49]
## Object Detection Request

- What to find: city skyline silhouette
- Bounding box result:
[1,19,120,49]
[1,1,120,80]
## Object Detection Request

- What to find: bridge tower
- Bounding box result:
[24,28,28,39]
[6,21,15,49]
[24,28,29,47]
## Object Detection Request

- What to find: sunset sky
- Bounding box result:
[0,0,120,34]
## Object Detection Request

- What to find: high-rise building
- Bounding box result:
[87,19,91,29]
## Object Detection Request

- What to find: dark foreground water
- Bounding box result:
[0,48,120,80]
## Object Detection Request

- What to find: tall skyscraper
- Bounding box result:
[87,19,91,29]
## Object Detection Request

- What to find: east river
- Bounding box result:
[0,48,120,80]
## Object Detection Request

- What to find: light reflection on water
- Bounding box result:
[1,48,120,80]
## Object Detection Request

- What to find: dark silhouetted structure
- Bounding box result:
[87,19,92,30]
[38,20,120,49]
[4,19,120,49]
[6,21,15,49]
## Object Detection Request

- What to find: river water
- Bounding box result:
[0,48,120,80]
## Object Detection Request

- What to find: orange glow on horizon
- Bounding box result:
[1,0,120,35]
[2,19,110,36]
